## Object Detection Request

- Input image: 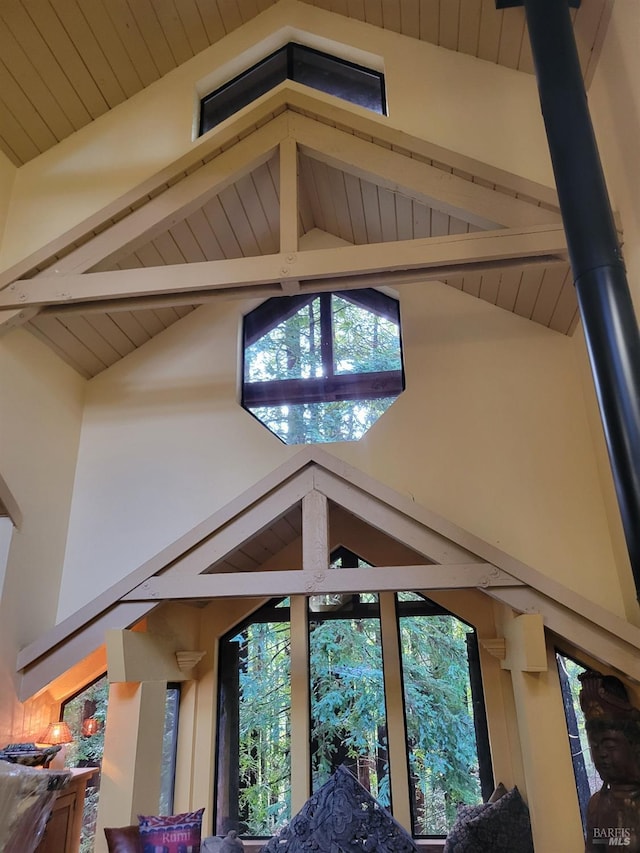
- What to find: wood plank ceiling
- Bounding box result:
[0,0,611,377]
[0,0,612,166]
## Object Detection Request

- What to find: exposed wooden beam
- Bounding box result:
[122,563,519,601]
[0,471,22,528]
[0,307,39,337]
[0,94,293,292]
[15,452,317,672]
[15,448,640,700]
[291,114,562,229]
[158,471,313,580]
[290,595,311,811]
[0,87,565,297]
[282,88,562,211]
[18,601,153,702]
[312,467,481,565]
[490,586,640,682]
[302,490,329,575]
[43,117,288,278]
[279,136,298,254]
[0,225,567,319]
[311,456,640,653]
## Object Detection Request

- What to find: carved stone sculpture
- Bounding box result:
[203,829,246,853]
[580,671,640,851]
[260,764,418,852]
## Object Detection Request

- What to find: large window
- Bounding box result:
[399,593,487,834]
[159,683,181,816]
[214,560,490,839]
[200,43,386,135]
[309,591,389,804]
[61,674,109,853]
[215,602,292,836]
[61,677,181,851]
[242,290,404,444]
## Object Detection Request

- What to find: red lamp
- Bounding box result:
[81,717,101,737]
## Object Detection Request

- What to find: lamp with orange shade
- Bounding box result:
[40,721,73,746]
[37,721,73,769]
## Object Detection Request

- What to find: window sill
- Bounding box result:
[239,838,446,852]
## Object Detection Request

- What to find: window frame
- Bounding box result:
[200,43,386,136]
[241,289,405,440]
[555,649,599,831]
[213,560,492,840]
[159,682,182,816]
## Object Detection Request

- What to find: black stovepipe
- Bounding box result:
[511,0,640,599]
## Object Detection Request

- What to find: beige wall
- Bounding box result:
[25,0,622,624]
[56,299,295,620]
[58,279,624,623]
[0,329,84,740]
[0,0,553,276]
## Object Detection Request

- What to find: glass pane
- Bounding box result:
[332,295,402,376]
[309,611,389,806]
[245,298,321,382]
[62,675,109,853]
[399,615,482,835]
[201,47,288,134]
[291,44,385,114]
[218,621,291,836]
[200,44,385,137]
[397,591,424,602]
[556,652,600,830]
[248,397,396,444]
[159,686,180,816]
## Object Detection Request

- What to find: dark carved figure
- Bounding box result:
[580,671,640,851]
[260,765,418,853]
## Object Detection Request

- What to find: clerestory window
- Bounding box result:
[214,551,492,839]
[242,290,405,444]
[200,43,386,135]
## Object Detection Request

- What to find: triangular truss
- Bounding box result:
[0,88,574,378]
[17,447,640,700]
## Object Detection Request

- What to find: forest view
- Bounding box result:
[225,591,483,838]
[62,678,179,852]
[243,292,403,444]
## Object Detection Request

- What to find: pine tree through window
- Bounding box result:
[214,553,492,839]
[242,290,404,443]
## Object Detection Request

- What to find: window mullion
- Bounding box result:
[378,591,412,832]
[290,595,311,813]
[320,293,334,378]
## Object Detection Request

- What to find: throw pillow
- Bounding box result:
[488,782,508,803]
[138,808,205,853]
[442,803,489,853]
[104,825,143,853]
[467,787,534,853]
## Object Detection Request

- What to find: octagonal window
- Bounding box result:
[242,290,404,444]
